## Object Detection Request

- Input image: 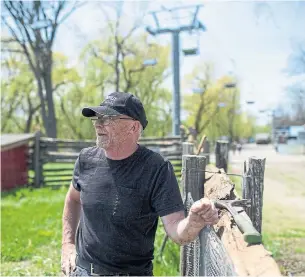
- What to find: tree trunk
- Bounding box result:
[34,53,49,135]
[42,53,57,138]
[25,99,40,133]
[215,140,229,172]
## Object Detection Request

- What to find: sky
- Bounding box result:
[3,0,304,125]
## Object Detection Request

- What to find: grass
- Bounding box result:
[1,185,180,276]
[262,203,305,272]
[229,175,242,197]
[1,186,67,276]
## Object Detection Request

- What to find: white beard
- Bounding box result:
[96,135,109,149]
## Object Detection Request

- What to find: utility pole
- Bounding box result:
[146,5,206,135]
[172,31,181,136]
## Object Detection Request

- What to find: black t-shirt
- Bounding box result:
[72,144,184,274]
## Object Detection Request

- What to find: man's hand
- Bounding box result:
[61,243,76,276]
[187,198,219,230]
[160,198,219,245]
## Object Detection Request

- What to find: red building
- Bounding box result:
[1,134,35,191]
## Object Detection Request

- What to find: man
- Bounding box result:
[61,92,219,276]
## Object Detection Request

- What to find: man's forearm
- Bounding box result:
[62,196,81,245]
[169,216,204,246]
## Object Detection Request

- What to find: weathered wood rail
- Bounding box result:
[27,131,183,187]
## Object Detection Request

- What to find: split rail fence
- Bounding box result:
[27,131,183,187]
[26,132,281,276]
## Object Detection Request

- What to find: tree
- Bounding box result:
[284,40,305,123]
[183,64,242,141]
[281,82,305,124]
[183,64,219,140]
[1,54,40,133]
[1,1,83,137]
[182,62,253,143]
[286,41,305,76]
[80,30,172,138]
[79,1,151,93]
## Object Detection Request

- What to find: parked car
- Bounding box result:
[255,133,271,144]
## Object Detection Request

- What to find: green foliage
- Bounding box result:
[2,27,258,141]
[1,56,38,133]
[78,33,173,139]
[255,124,271,134]
[1,185,179,276]
[183,65,256,142]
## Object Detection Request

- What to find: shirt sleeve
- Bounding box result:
[151,160,184,217]
[72,156,81,191]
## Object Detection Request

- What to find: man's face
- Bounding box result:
[92,115,135,149]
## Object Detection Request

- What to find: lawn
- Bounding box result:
[1,186,180,276]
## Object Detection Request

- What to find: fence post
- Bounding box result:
[179,142,194,276]
[182,142,194,156]
[180,154,206,276]
[215,140,229,172]
[34,131,42,187]
[245,157,266,234]
[242,161,252,217]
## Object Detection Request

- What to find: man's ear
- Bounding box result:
[129,124,136,132]
[133,122,141,132]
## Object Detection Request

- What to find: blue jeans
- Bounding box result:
[70,266,90,277]
[69,266,153,276]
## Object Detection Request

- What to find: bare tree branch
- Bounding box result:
[1,48,24,54]
[53,81,67,92]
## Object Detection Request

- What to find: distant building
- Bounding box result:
[274,125,305,155]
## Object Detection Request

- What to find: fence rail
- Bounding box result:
[28,132,183,187]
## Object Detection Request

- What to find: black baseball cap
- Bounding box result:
[82,92,148,129]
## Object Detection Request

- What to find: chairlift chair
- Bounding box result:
[192,88,205,94]
[224,82,236,88]
[182,28,200,56]
[143,59,158,67]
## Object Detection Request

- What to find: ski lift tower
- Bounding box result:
[146,5,206,136]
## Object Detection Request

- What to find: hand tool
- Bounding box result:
[214,199,262,244]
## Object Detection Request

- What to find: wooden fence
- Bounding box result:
[25,132,282,275]
[180,141,281,276]
[27,131,183,187]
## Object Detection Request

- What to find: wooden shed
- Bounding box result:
[1,133,35,191]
